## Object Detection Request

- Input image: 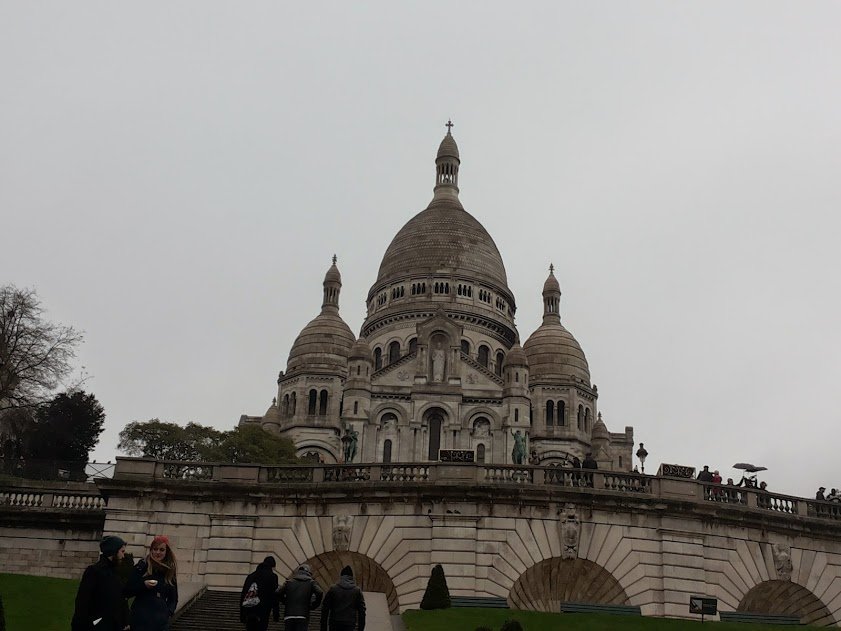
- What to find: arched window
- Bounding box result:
[514,408,519,422]
[476,444,486,464]
[585,407,591,432]
[427,412,443,461]
[515,371,520,383]
[557,401,565,426]
[308,390,317,415]
[388,341,400,364]
[460,340,470,355]
[383,439,393,464]
[408,338,417,354]
[290,392,296,415]
[353,401,358,414]
[374,348,383,370]
[546,400,554,426]
[319,390,328,415]
[356,365,360,375]
[495,351,505,376]
[478,345,489,367]
[577,405,583,430]
[282,394,289,416]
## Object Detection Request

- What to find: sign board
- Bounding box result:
[658,463,696,479]
[439,449,475,463]
[689,596,717,616]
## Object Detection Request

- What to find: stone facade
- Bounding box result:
[240,128,633,468]
[98,458,841,626]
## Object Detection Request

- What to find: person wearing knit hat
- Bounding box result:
[71,534,129,631]
[240,556,280,631]
[125,535,179,631]
[321,565,366,631]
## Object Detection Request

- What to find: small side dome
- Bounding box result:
[263,398,281,423]
[502,342,529,369]
[349,336,373,362]
[324,255,342,283]
[543,264,561,293]
[287,312,356,374]
[592,413,609,440]
[523,322,590,383]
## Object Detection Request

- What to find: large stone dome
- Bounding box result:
[523,321,590,383]
[374,196,509,290]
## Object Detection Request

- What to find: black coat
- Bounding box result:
[278,569,323,619]
[125,559,179,631]
[240,564,279,624]
[71,555,129,631]
[321,576,366,631]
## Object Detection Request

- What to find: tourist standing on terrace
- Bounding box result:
[126,535,178,631]
[71,534,129,631]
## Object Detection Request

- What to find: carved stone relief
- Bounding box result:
[561,503,580,560]
[772,543,793,581]
[333,514,353,552]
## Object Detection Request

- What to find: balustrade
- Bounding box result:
[545,467,594,488]
[324,466,371,482]
[702,484,747,505]
[380,465,429,482]
[265,467,313,483]
[0,491,43,507]
[603,472,651,493]
[161,463,214,481]
[484,465,533,484]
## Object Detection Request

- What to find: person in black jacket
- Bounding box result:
[240,556,280,631]
[278,564,323,631]
[321,566,365,631]
[71,535,129,631]
[125,535,179,631]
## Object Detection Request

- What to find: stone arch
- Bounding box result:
[300,550,399,614]
[509,557,629,612]
[738,580,835,626]
[294,441,338,464]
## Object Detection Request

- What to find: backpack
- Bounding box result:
[242,581,261,608]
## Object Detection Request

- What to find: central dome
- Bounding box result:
[374,196,509,290]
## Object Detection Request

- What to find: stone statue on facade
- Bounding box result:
[511,429,527,465]
[561,504,580,559]
[474,419,490,438]
[333,514,352,551]
[343,428,358,463]
[431,341,446,382]
[772,543,793,581]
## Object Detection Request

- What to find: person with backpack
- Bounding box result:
[321,566,365,631]
[277,563,323,631]
[240,556,280,631]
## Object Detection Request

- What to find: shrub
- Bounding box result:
[499,619,523,631]
[0,593,5,631]
[419,564,451,610]
[475,627,493,631]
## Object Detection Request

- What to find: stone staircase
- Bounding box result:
[171,590,323,631]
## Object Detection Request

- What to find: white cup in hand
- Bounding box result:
[145,579,158,588]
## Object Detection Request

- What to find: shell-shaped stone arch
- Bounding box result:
[415,401,457,424]
[509,557,630,611]
[370,404,407,426]
[300,550,400,614]
[738,580,835,626]
[467,407,501,431]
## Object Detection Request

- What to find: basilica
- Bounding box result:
[240,127,633,470]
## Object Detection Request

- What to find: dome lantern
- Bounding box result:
[434,120,460,200]
[542,263,561,323]
[322,254,342,313]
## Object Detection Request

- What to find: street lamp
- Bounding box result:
[636,442,648,474]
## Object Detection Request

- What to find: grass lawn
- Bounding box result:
[0,573,78,631]
[402,608,824,631]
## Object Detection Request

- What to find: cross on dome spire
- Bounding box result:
[445,119,454,134]
[332,254,337,265]
[434,121,461,199]
[549,263,554,274]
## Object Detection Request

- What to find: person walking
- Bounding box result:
[240,556,280,631]
[125,535,179,631]
[278,563,323,631]
[71,535,129,631]
[321,566,366,631]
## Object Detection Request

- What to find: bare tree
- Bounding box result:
[0,285,84,412]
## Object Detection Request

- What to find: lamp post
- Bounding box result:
[636,442,648,474]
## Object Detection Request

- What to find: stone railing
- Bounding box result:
[103,457,841,524]
[0,488,105,511]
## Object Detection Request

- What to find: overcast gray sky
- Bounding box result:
[2,2,839,497]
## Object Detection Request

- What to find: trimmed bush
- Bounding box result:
[499,619,523,631]
[475,627,492,631]
[419,564,451,610]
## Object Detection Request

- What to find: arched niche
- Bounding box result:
[299,550,399,614]
[738,580,835,626]
[509,557,629,612]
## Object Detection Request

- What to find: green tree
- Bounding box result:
[203,424,298,464]
[0,286,83,412]
[118,420,223,461]
[29,391,105,463]
[420,564,451,610]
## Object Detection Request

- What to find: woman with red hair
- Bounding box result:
[126,535,179,630]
